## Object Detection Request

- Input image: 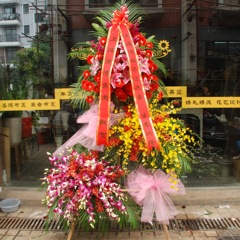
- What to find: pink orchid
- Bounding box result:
[90,57,101,76]
[111,72,123,88]
[114,62,128,71]
[143,76,151,90]
[118,40,125,53]
[138,55,150,75]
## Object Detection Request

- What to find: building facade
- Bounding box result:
[0,0,49,65]
[63,0,240,186]
[1,0,240,187]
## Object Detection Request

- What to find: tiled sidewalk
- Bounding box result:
[2,144,240,239]
[1,204,240,239]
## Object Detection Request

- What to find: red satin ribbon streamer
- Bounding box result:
[97,6,159,150]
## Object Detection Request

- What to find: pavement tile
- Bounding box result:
[129,231,142,238]
[116,231,130,237]
[0,229,8,235]
[180,230,194,237]
[18,230,31,237]
[193,237,208,240]
[155,230,168,237]
[141,231,155,238]
[29,230,47,238]
[192,230,206,237]
[36,232,54,240]
[14,237,29,240]
[51,231,67,238]
[89,232,107,239]
[5,229,20,236]
[104,231,118,238]
[1,236,15,240]
[205,238,219,240]
[204,230,219,237]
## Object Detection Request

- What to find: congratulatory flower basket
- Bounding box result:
[41,1,200,239]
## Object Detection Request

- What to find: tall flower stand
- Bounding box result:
[163,224,170,240]
[67,220,76,240]
[66,220,170,240]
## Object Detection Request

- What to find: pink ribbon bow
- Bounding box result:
[125,165,185,224]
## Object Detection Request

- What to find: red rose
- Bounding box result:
[115,88,127,101]
[146,50,153,58]
[136,33,146,46]
[94,70,101,82]
[99,37,107,45]
[86,96,94,103]
[150,74,158,82]
[150,82,158,91]
[83,81,95,91]
[146,91,152,99]
[82,79,89,90]
[96,52,103,60]
[87,55,94,64]
[146,42,153,49]
[123,82,133,96]
[94,84,100,93]
[148,59,158,72]
[158,91,163,100]
[83,70,91,78]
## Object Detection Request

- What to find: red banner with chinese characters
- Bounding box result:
[96,6,159,150]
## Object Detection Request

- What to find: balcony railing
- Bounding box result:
[0,0,20,4]
[0,34,21,47]
[0,34,20,42]
[0,13,20,21]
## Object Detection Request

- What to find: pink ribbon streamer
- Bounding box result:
[53,103,125,156]
[125,165,185,224]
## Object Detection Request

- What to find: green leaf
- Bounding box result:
[91,23,107,37]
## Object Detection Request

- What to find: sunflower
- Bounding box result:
[158,40,170,51]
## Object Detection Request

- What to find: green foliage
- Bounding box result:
[98,0,144,24]
[0,65,29,117]
[14,47,49,83]
[43,193,141,232]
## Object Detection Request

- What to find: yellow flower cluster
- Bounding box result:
[107,98,199,176]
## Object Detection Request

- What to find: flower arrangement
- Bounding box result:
[42,0,200,235]
[42,150,129,229]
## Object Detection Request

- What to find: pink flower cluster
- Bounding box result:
[42,150,126,227]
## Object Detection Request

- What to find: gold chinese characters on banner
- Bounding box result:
[0,99,60,111]
[0,88,240,112]
[182,97,240,108]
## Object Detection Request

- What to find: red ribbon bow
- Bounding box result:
[96,6,159,150]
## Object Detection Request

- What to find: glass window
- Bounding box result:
[5,27,17,42]
[4,5,16,14]
[24,25,30,35]
[35,13,45,23]
[23,4,29,14]
[88,0,159,8]
[6,47,18,63]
